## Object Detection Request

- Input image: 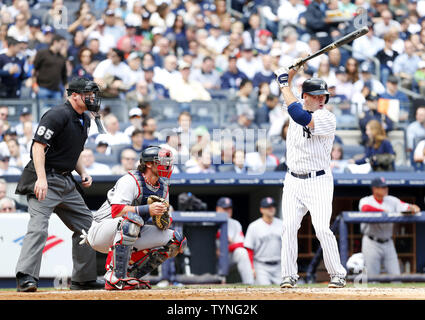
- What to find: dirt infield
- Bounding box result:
[1,286,425,300]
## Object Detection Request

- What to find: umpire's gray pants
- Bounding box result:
[15,174,97,282]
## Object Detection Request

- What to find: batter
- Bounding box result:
[274,62,347,288]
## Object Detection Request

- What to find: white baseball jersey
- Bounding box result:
[281,104,347,280]
[285,108,335,173]
[359,195,411,239]
[244,217,283,263]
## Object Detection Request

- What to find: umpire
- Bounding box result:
[15,77,104,292]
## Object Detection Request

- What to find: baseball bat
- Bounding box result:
[288,26,369,70]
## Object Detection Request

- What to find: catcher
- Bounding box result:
[80,146,187,290]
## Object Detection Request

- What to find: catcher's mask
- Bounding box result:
[302,78,330,104]
[140,146,174,179]
[67,77,102,112]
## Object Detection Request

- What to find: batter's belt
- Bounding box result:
[289,169,325,179]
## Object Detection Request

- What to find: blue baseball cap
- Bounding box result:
[260,197,276,208]
[371,177,388,187]
[216,197,233,208]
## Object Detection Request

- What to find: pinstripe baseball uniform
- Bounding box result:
[359,195,411,276]
[280,108,347,280]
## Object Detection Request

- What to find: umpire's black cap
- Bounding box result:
[67,78,100,95]
[371,177,388,188]
[260,197,276,208]
[216,197,233,208]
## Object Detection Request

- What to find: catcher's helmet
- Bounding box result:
[66,77,102,112]
[140,146,174,179]
[302,78,330,104]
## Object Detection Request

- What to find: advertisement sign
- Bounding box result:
[0,213,73,278]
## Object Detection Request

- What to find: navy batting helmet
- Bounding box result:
[301,78,330,104]
[140,146,174,178]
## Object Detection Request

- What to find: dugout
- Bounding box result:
[3,171,425,283]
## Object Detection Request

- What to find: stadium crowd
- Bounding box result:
[1,0,425,178]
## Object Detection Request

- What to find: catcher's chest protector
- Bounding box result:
[128,170,167,206]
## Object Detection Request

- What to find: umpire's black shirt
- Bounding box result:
[31,101,90,172]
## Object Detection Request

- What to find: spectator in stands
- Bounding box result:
[32,34,67,100]
[359,177,420,277]
[245,138,279,173]
[206,24,228,56]
[380,75,409,119]
[13,107,33,137]
[392,39,421,90]
[413,138,425,165]
[152,37,173,69]
[334,66,355,101]
[414,60,425,95]
[143,65,169,99]
[124,108,143,137]
[303,0,334,48]
[376,31,399,84]
[236,45,262,80]
[93,48,132,98]
[159,128,187,171]
[111,148,138,176]
[330,143,349,173]
[231,78,256,118]
[153,54,179,89]
[0,178,6,200]
[252,54,274,89]
[220,55,248,90]
[358,91,394,145]
[277,0,306,26]
[176,111,194,151]
[314,56,337,88]
[185,147,216,174]
[255,94,279,126]
[352,23,385,63]
[327,81,352,125]
[0,154,21,175]
[95,113,131,147]
[0,127,17,156]
[117,15,143,54]
[127,128,144,155]
[351,119,396,171]
[142,116,160,148]
[190,56,220,90]
[0,197,17,213]
[254,29,273,55]
[374,9,401,37]
[0,37,26,98]
[168,60,211,102]
[79,148,112,176]
[279,26,310,59]
[126,52,144,90]
[165,14,187,54]
[101,8,126,44]
[0,106,8,122]
[17,120,34,155]
[7,12,30,42]
[406,105,425,152]
[354,61,386,95]
[72,47,95,80]
[67,30,87,63]
[87,38,107,62]
[6,138,29,169]
[345,57,360,85]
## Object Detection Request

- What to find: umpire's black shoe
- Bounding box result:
[16,273,38,292]
[70,279,105,290]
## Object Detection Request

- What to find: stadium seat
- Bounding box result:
[342,145,364,160]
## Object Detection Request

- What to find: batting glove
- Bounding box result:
[274,66,290,88]
[79,229,89,245]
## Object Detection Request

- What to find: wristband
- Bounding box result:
[135,205,150,221]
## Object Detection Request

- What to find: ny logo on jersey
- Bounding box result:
[303,126,312,139]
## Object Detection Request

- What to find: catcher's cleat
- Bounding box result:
[280,276,297,289]
[136,279,152,290]
[105,278,140,290]
[328,275,346,288]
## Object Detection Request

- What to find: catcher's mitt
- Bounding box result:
[147,195,170,230]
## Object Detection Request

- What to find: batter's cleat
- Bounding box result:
[70,279,105,290]
[328,276,346,288]
[16,273,38,292]
[280,277,297,288]
[105,278,140,290]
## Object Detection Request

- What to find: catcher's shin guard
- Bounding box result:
[105,212,144,286]
[128,230,187,279]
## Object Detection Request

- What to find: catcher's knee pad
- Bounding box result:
[108,212,144,279]
[128,230,187,279]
